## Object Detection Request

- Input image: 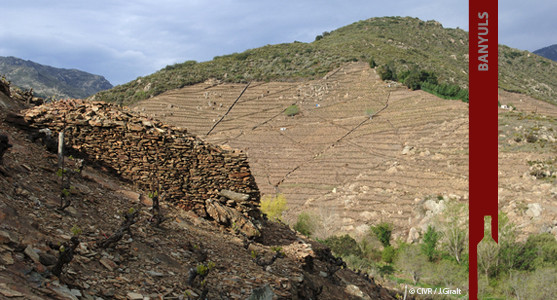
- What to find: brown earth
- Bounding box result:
[135,61,557,242]
[0,83,402,299]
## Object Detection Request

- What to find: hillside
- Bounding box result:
[0,84,401,299]
[0,56,113,99]
[132,60,557,242]
[534,44,557,61]
[93,16,557,106]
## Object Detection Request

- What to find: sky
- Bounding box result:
[1,1,556,85]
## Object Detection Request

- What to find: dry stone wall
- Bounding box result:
[23,99,261,218]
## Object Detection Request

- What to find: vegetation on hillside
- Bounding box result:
[92,16,557,106]
[288,199,557,299]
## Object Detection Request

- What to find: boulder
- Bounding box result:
[205,199,260,238]
[525,203,542,218]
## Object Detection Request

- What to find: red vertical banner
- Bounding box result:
[469,0,498,299]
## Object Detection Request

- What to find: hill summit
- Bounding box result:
[93,16,557,106]
[0,56,113,99]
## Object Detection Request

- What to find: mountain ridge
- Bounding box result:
[0,56,113,99]
[92,16,557,106]
[534,44,557,61]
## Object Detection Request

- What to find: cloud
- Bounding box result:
[1,1,555,85]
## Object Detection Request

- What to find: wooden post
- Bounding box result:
[58,131,64,169]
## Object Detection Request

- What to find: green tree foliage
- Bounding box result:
[368,57,377,68]
[370,222,392,247]
[381,246,396,263]
[378,62,397,81]
[323,234,362,257]
[398,69,438,90]
[421,81,469,102]
[421,225,441,262]
[514,233,557,271]
[260,194,287,221]
[508,268,557,300]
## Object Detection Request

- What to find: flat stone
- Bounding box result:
[247,284,274,300]
[146,270,164,277]
[0,230,17,244]
[127,292,144,300]
[24,245,41,264]
[0,283,24,297]
[99,257,117,271]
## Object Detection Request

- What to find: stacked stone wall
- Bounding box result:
[23,99,260,216]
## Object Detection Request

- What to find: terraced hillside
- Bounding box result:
[132,62,470,239]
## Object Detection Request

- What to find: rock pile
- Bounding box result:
[22,99,262,228]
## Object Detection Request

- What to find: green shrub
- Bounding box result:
[515,233,557,271]
[378,63,397,81]
[294,212,316,236]
[260,194,287,221]
[368,57,377,68]
[370,222,392,247]
[381,246,396,263]
[323,234,362,257]
[378,264,395,277]
[421,225,441,262]
[284,104,300,117]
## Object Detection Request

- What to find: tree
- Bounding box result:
[323,234,362,257]
[370,222,392,248]
[382,246,396,263]
[368,57,377,68]
[294,212,317,236]
[421,225,440,262]
[435,200,467,264]
[396,245,427,285]
[496,212,521,275]
[260,194,287,221]
[378,62,397,81]
[477,217,498,285]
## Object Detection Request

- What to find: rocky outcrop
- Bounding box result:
[22,99,261,230]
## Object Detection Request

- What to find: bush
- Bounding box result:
[382,246,396,263]
[323,234,362,257]
[369,58,377,68]
[370,223,392,247]
[294,212,316,236]
[515,233,557,271]
[284,104,300,116]
[378,63,397,81]
[421,81,469,103]
[260,194,287,221]
[421,225,441,262]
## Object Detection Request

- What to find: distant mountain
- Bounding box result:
[0,56,112,99]
[94,17,557,106]
[534,44,557,61]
